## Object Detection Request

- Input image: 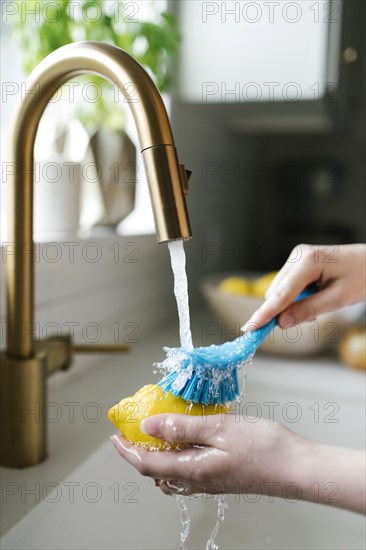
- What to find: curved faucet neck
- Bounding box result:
[7,41,191,359]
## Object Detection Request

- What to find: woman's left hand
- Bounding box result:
[110,412,366,514]
[110,412,302,496]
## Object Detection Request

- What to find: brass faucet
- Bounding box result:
[0,42,192,468]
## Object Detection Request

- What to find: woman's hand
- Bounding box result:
[244,244,366,331]
[111,413,365,514]
[112,413,295,495]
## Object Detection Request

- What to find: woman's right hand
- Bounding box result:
[244,244,366,331]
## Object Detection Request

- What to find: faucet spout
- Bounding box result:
[1,42,191,467]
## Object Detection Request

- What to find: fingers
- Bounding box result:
[158,479,194,496]
[158,479,216,496]
[264,243,319,293]
[111,434,194,479]
[140,413,219,446]
[110,433,224,481]
[277,284,343,327]
[110,415,228,485]
[264,262,292,299]
[245,247,322,330]
[111,435,224,496]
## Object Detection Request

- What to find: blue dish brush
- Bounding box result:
[157,285,318,404]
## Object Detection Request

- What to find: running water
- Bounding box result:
[168,240,193,550]
[175,494,191,550]
[167,240,228,550]
[168,240,193,350]
[206,495,229,550]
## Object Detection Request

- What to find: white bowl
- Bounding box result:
[201,273,365,356]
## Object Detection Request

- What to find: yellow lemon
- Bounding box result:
[108,384,228,451]
[251,271,278,298]
[218,276,251,296]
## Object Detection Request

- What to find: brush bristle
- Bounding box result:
[155,321,274,404]
[158,364,240,404]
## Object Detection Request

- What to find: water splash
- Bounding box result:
[240,368,248,402]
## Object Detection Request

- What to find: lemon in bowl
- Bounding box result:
[218,276,251,296]
[217,272,277,298]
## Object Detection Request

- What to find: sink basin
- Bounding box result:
[1,313,365,549]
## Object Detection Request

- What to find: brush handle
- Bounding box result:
[244,284,318,351]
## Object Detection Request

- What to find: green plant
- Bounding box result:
[10,0,180,131]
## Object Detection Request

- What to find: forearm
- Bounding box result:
[265,436,366,514]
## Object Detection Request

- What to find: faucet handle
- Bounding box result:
[179,165,192,195]
[37,337,130,376]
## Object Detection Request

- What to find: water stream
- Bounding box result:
[175,494,191,550]
[167,240,228,550]
[206,495,229,550]
[168,240,193,351]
